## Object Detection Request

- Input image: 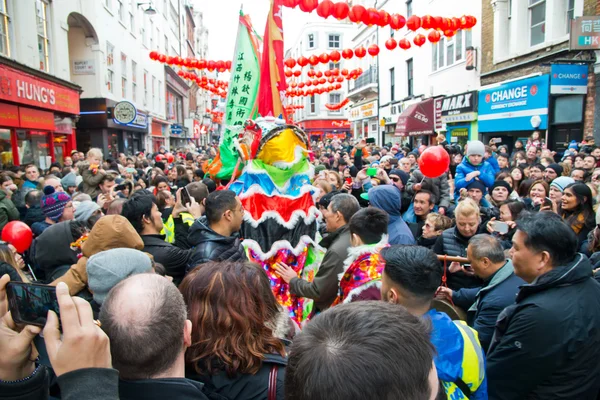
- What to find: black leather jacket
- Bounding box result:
[187,217,246,271]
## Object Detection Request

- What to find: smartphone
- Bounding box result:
[126,167,136,173]
[345,177,353,185]
[491,221,509,235]
[6,282,60,328]
[366,137,376,144]
[366,168,377,177]
[543,197,552,208]
[180,186,192,205]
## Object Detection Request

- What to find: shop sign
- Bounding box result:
[441,91,477,116]
[570,16,600,50]
[478,75,549,132]
[19,107,55,130]
[550,64,588,94]
[113,101,137,124]
[0,64,80,115]
[54,117,74,134]
[132,113,148,128]
[170,123,183,135]
[349,100,377,122]
[72,60,95,75]
[434,97,444,131]
[193,119,202,138]
[0,103,19,128]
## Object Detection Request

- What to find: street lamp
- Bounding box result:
[137,2,157,15]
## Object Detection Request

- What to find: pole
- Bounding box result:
[375,0,381,147]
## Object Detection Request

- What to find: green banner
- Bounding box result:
[215,12,260,179]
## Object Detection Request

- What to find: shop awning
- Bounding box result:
[394,98,435,137]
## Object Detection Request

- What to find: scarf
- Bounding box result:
[563,211,587,235]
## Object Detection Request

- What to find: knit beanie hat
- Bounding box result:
[466,179,487,193]
[87,248,153,305]
[314,164,326,175]
[41,186,71,222]
[550,176,575,193]
[74,201,101,224]
[389,169,409,186]
[61,172,77,189]
[546,163,563,177]
[491,180,512,193]
[466,140,485,158]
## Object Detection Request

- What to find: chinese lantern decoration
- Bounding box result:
[309,55,319,66]
[444,30,456,38]
[149,51,158,60]
[451,17,461,31]
[428,30,441,43]
[324,70,332,77]
[377,9,390,27]
[329,50,341,62]
[285,69,293,78]
[285,58,297,69]
[389,14,406,30]
[421,15,433,30]
[215,60,224,70]
[406,15,421,31]
[299,0,318,12]
[319,53,330,64]
[307,69,315,78]
[342,48,354,59]
[385,38,397,50]
[348,4,366,23]
[365,8,379,26]
[316,0,334,18]
[297,56,309,67]
[341,68,349,76]
[354,46,367,58]
[367,44,380,57]
[198,59,207,69]
[441,17,451,31]
[316,71,323,78]
[207,60,216,70]
[293,70,302,77]
[413,34,426,47]
[431,16,442,30]
[332,2,349,20]
[399,38,411,50]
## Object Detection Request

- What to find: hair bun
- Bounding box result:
[43,185,56,196]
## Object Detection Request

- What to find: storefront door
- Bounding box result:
[18,131,50,169]
[0,129,13,168]
[549,125,583,155]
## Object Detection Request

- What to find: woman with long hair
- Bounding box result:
[509,167,524,194]
[176,165,191,189]
[559,183,596,248]
[522,179,549,211]
[512,151,527,168]
[181,261,290,400]
[0,241,29,282]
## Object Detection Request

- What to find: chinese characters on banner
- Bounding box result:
[570,16,600,50]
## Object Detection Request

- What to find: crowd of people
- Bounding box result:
[0,132,600,400]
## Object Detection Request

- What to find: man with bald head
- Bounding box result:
[99,274,208,399]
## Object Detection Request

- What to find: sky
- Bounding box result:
[199,0,317,61]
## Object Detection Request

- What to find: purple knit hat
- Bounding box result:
[41,186,72,222]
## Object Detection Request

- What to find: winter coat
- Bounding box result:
[51,215,145,295]
[368,185,415,245]
[452,260,525,352]
[486,155,500,176]
[406,168,453,209]
[0,189,19,235]
[454,158,495,196]
[119,377,209,400]
[289,225,351,312]
[486,254,600,399]
[80,161,107,199]
[187,216,246,270]
[433,227,484,290]
[30,221,82,281]
[23,205,45,227]
[141,234,191,285]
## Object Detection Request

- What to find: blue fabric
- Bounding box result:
[22,180,38,190]
[402,203,438,224]
[368,185,415,245]
[229,172,313,197]
[454,158,495,196]
[486,156,500,175]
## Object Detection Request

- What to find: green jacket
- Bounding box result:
[0,190,20,234]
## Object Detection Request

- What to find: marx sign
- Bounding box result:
[440,91,478,124]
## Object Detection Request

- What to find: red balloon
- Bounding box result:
[2,221,32,253]
[418,147,450,179]
[385,38,397,50]
[367,44,380,56]
[166,153,175,163]
[156,154,165,162]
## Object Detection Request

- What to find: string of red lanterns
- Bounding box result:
[176,70,229,98]
[324,98,350,111]
[149,51,232,72]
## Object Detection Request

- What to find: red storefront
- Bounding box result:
[297,119,351,140]
[0,58,80,169]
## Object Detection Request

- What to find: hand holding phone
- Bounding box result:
[365,137,376,144]
[491,221,509,235]
[366,168,377,177]
[7,282,60,328]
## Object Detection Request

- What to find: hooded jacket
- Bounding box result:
[51,215,145,295]
[0,189,20,235]
[368,185,415,245]
[405,168,453,209]
[23,204,45,227]
[30,221,82,281]
[454,158,495,197]
[187,216,246,271]
[486,254,600,399]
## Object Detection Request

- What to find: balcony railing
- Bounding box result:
[348,66,378,93]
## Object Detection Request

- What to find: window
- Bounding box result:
[567,0,575,33]
[529,0,546,46]
[106,42,115,93]
[329,61,340,70]
[149,20,154,49]
[432,33,471,72]
[437,37,445,70]
[117,0,125,22]
[406,58,413,97]
[104,0,111,10]
[328,34,340,49]
[143,70,148,106]
[164,34,168,54]
[158,80,163,112]
[455,30,463,61]
[0,0,10,57]
[329,93,341,112]
[156,28,159,50]
[152,76,156,109]
[132,61,137,102]
[310,95,316,114]
[432,42,438,71]
[406,0,412,18]
[36,0,50,72]
[390,68,395,102]
[308,33,315,49]
[390,26,394,38]
[446,37,455,65]
[169,2,178,34]
[508,0,512,18]
[465,29,472,49]
[121,53,127,98]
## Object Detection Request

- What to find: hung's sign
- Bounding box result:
[440,91,478,124]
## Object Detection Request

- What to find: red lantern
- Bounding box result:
[365,8,379,26]
[413,34,426,47]
[406,15,421,31]
[306,81,313,87]
[165,56,173,64]
[332,2,349,19]
[444,30,456,38]
[294,70,302,77]
[432,16,443,30]
[441,17,451,31]
[329,50,341,62]
[316,0,334,18]
[335,83,342,89]
[342,48,354,59]
[341,68,349,76]
[215,60,224,70]
[315,71,322,78]
[336,76,344,82]
[427,30,441,43]
[225,60,232,70]
[309,55,319,66]
[299,0,318,12]
[149,51,158,60]
[389,14,406,30]
[399,38,411,50]
[297,56,309,67]
[332,68,339,75]
[319,53,330,64]
[354,46,367,58]
[1,221,32,253]
[327,77,335,83]
[451,17,461,31]
[158,54,167,62]
[207,60,216,70]
[319,78,326,84]
[198,59,207,69]
[367,44,380,56]
[298,82,305,88]
[348,4,366,23]
[418,147,450,179]
[282,0,300,7]
[307,69,315,78]
[377,10,389,27]
[385,38,397,50]
[285,58,297,69]
[324,70,332,77]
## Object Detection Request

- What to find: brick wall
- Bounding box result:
[584,64,596,137]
